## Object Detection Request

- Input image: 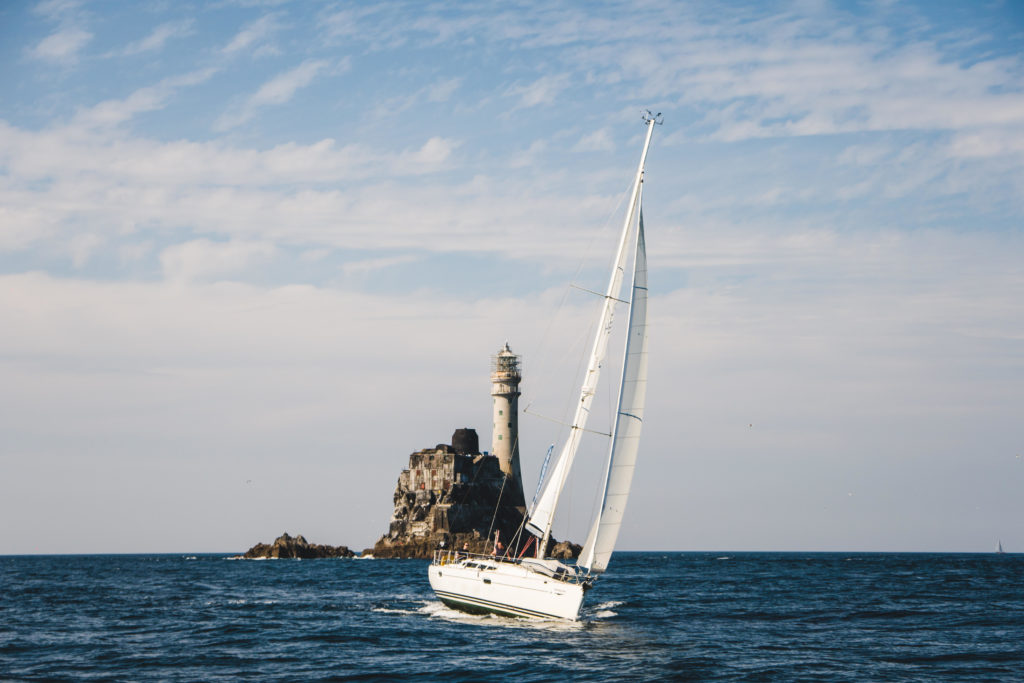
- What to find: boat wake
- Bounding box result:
[370,605,420,616]
[586,600,623,619]
[420,599,585,630]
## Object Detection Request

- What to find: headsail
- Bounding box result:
[579,203,648,574]
[525,115,658,552]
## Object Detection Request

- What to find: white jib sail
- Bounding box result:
[579,205,648,574]
[525,120,656,545]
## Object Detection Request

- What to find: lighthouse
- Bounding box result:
[491,342,525,506]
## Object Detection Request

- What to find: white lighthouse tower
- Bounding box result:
[491,342,525,506]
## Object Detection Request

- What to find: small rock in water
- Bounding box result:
[238,532,355,559]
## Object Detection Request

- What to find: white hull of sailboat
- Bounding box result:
[428,556,587,621]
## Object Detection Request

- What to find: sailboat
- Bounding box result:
[428,112,660,621]
[997,540,1005,554]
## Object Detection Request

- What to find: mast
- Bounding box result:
[526,112,660,556]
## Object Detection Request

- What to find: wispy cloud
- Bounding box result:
[371,77,462,119]
[27,0,92,63]
[506,74,571,109]
[31,0,83,22]
[572,128,614,153]
[397,136,458,168]
[222,12,284,55]
[160,239,277,283]
[214,59,332,130]
[122,19,195,55]
[341,254,422,278]
[28,26,92,63]
[71,68,219,128]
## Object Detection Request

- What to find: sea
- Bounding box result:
[2,552,1022,681]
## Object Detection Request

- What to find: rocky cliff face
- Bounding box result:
[366,430,533,559]
[365,429,580,560]
[240,532,355,559]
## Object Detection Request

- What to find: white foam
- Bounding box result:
[371,606,417,615]
[419,599,584,631]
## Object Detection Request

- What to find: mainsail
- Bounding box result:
[579,204,648,573]
[525,116,657,552]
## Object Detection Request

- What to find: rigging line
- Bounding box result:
[486,472,507,544]
[449,451,487,509]
[522,406,612,437]
[505,433,531,553]
[570,283,629,304]
[521,173,634,426]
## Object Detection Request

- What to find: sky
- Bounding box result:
[1,0,1022,554]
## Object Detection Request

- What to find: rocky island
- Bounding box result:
[365,429,524,558]
[239,532,355,559]
[364,427,581,560]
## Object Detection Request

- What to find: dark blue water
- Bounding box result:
[2,552,1022,681]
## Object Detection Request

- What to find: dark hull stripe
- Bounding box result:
[433,589,573,620]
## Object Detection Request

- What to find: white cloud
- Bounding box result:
[400,136,457,166]
[506,74,571,108]
[947,126,1024,159]
[122,20,195,55]
[341,254,421,278]
[28,27,92,62]
[426,77,461,102]
[222,12,283,54]
[32,0,82,20]
[68,233,102,267]
[160,239,277,283]
[215,59,331,130]
[69,68,218,128]
[250,59,328,106]
[508,139,547,169]
[572,128,615,152]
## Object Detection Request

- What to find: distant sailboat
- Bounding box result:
[997,540,1005,554]
[427,112,660,620]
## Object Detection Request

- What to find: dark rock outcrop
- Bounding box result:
[549,540,583,560]
[364,429,579,560]
[364,432,531,559]
[240,532,355,559]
